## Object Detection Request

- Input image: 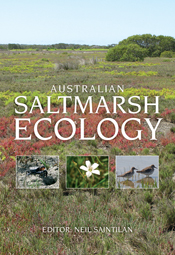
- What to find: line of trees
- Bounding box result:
[0,43,116,50]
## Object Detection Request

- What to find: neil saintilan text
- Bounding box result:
[14,95,162,141]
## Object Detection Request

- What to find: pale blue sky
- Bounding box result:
[0,0,175,45]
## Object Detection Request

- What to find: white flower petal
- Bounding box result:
[86,161,91,169]
[80,165,88,171]
[86,171,92,178]
[92,170,100,175]
[91,163,99,171]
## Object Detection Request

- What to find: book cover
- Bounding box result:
[0,1,175,254]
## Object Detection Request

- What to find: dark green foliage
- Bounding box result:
[158,200,175,230]
[144,191,153,204]
[0,45,6,50]
[41,58,49,62]
[118,34,175,57]
[152,49,161,57]
[170,112,175,123]
[160,51,174,58]
[139,203,152,220]
[170,126,175,133]
[1,43,108,50]
[110,147,122,155]
[141,148,149,155]
[87,140,97,148]
[162,59,171,62]
[8,43,23,50]
[106,44,146,62]
[165,143,175,154]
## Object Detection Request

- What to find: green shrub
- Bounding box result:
[106,44,146,62]
[165,143,175,154]
[162,59,171,62]
[158,200,175,230]
[118,34,175,57]
[139,203,152,220]
[170,112,175,123]
[141,148,149,155]
[55,62,79,70]
[110,147,122,155]
[144,191,153,203]
[160,51,174,58]
[170,127,175,133]
[41,58,49,62]
[87,140,97,148]
[152,49,161,57]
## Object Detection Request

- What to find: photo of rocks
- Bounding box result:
[16,155,59,189]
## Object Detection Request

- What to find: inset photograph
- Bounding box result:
[66,156,109,189]
[116,156,159,189]
[16,155,59,189]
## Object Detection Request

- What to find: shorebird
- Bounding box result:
[117,167,137,179]
[136,164,157,177]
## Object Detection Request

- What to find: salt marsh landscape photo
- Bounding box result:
[1,0,175,254]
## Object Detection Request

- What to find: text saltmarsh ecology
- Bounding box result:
[14,95,162,141]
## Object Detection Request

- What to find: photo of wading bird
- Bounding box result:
[136,164,157,177]
[117,167,137,179]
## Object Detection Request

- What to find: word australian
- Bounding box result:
[15,95,162,141]
[51,84,124,93]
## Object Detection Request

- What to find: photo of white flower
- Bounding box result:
[80,161,100,178]
[66,156,108,188]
